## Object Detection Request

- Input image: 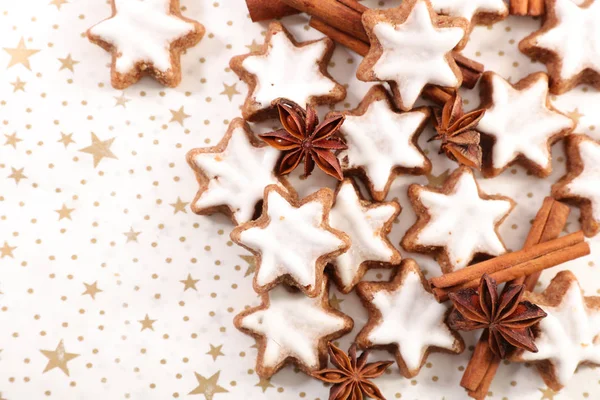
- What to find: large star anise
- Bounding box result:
[430,93,485,169]
[312,343,393,400]
[259,99,347,180]
[448,274,547,359]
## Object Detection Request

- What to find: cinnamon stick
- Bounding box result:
[528,0,545,16]
[509,0,529,15]
[461,198,570,398]
[337,0,368,14]
[421,86,455,106]
[309,17,368,57]
[452,52,484,89]
[430,231,584,290]
[246,0,299,22]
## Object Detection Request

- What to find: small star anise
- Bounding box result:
[259,99,347,180]
[312,343,393,400]
[430,93,485,169]
[448,274,547,359]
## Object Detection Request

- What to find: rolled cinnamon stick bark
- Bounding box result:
[246,0,299,22]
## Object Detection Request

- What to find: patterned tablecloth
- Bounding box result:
[1,1,599,399]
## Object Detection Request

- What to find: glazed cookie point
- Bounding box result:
[87,0,205,89]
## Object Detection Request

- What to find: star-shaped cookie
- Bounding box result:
[511,270,600,391]
[552,134,600,237]
[329,85,431,202]
[87,0,204,89]
[401,166,515,273]
[234,278,353,378]
[186,118,291,225]
[230,22,346,121]
[478,72,575,178]
[328,178,402,294]
[430,0,508,38]
[231,185,350,297]
[357,0,467,111]
[356,259,464,378]
[519,0,600,94]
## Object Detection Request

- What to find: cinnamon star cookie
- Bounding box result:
[234,278,353,378]
[230,22,346,121]
[401,166,515,273]
[355,259,464,378]
[329,85,431,202]
[430,0,508,38]
[87,0,204,89]
[186,118,291,225]
[230,185,350,297]
[328,178,402,294]
[510,270,600,391]
[357,0,467,111]
[477,72,575,178]
[552,134,600,237]
[519,0,600,94]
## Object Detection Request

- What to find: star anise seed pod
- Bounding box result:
[448,274,547,359]
[430,93,485,169]
[259,99,347,180]
[312,343,393,400]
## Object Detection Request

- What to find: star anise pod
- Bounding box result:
[430,93,485,169]
[259,99,347,180]
[448,274,547,359]
[312,343,393,400]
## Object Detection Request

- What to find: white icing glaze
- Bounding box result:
[533,0,600,80]
[239,189,345,290]
[242,31,337,109]
[430,0,507,21]
[366,267,457,371]
[339,99,429,193]
[565,138,600,221]
[329,181,398,291]
[239,282,347,369]
[520,281,600,386]
[89,0,197,74]
[416,169,512,269]
[371,0,464,109]
[190,125,281,224]
[478,73,574,170]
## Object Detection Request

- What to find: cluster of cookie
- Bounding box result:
[85,0,600,398]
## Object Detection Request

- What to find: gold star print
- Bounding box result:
[58,54,79,72]
[139,314,157,331]
[10,77,26,92]
[58,132,75,148]
[40,340,79,376]
[114,93,130,108]
[169,106,190,126]
[180,274,199,291]
[329,293,344,310]
[567,108,584,125]
[123,227,141,243]
[539,387,558,399]
[3,38,40,70]
[4,133,22,148]
[426,169,450,187]
[189,371,228,399]
[246,40,262,53]
[8,167,27,185]
[0,242,17,258]
[49,0,68,9]
[219,83,240,102]
[255,377,274,393]
[239,255,256,277]
[206,344,224,361]
[79,133,117,167]
[55,203,75,220]
[170,197,189,214]
[82,281,103,299]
